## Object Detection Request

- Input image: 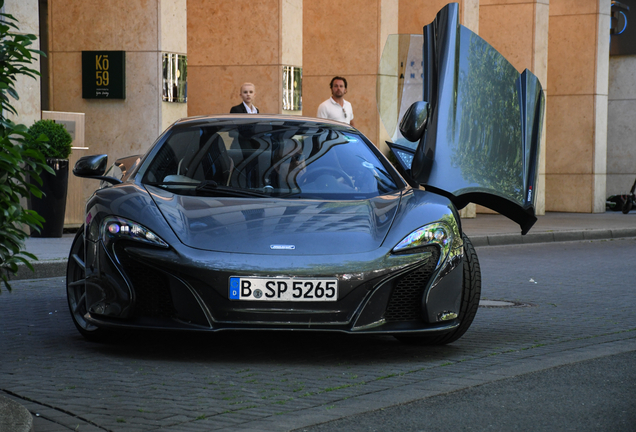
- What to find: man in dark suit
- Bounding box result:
[230,83,259,114]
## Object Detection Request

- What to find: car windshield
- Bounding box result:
[142,121,399,199]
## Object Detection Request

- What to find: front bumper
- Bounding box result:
[83,236,464,335]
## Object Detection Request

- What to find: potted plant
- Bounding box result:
[26,119,73,237]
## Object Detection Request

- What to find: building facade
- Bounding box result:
[7,0,634,223]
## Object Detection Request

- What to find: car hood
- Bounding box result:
[147,186,402,255]
[381,3,544,234]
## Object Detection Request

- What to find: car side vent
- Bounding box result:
[117,251,175,318]
[384,247,439,322]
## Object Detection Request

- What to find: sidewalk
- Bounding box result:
[10,211,636,281]
[462,211,636,246]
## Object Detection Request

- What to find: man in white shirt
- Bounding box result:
[316,76,355,127]
[230,83,259,114]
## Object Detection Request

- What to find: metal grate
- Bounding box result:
[116,245,176,318]
[384,247,439,322]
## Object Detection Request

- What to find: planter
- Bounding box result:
[29,158,69,237]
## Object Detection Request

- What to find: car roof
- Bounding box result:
[172,114,355,129]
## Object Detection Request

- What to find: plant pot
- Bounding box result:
[29,158,69,238]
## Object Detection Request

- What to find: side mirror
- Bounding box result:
[74,154,108,177]
[73,154,122,185]
[399,101,429,142]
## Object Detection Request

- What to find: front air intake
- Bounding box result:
[384,247,439,322]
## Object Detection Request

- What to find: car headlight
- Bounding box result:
[392,222,454,262]
[101,216,168,248]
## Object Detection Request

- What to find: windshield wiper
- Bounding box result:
[147,180,275,198]
[146,181,198,187]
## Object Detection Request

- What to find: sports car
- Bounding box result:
[66,3,544,344]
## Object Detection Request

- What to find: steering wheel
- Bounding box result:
[299,167,354,189]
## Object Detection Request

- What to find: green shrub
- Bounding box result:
[27,119,72,159]
[0,0,49,292]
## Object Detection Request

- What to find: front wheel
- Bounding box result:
[66,227,109,342]
[394,233,482,345]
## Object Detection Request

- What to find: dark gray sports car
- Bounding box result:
[66,4,544,344]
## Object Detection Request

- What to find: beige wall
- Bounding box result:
[48,0,187,205]
[300,0,479,149]
[399,0,479,33]
[303,0,397,146]
[15,0,627,217]
[607,55,636,195]
[479,0,549,215]
[480,0,548,80]
[5,0,41,128]
[546,0,610,212]
[187,0,302,116]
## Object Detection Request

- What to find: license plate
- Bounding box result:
[229,277,338,301]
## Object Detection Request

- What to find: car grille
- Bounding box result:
[116,247,175,318]
[384,247,440,322]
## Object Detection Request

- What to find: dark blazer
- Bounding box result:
[230,103,259,114]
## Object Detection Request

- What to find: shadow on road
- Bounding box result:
[79,329,468,366]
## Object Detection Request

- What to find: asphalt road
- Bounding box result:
[297,351,636,432]
[1,238,635,431]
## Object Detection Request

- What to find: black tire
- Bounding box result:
[622,196,633,214]
[606,195,624,211]
[395,233,482,345]
[66,227,109,342]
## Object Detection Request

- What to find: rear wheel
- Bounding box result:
[66,227,109,342]
[622,196,633,214]
[395,233,481,345]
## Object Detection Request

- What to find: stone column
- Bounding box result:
[187,0,302,116]
[48,0,187,203]
[281,0,303,115]
[377,0,399,154]
[479,0,549,216]
[606,40,636,197]
[5,0,41,224]
[5,0,41,127]
[546,0,610,212]
[607,1,636,201]
[159,0,188,132]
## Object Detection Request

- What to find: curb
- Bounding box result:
[12,260,67,281]
[0,396,33,432]
[469,228,636,248]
